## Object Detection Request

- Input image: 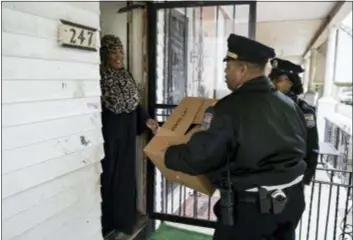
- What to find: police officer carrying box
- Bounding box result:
[269,58,319,185]
[163,34,308,239]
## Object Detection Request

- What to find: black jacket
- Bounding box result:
[165,76,307,190]
[287,92,319,184]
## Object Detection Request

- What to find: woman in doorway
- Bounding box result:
[100,34,158,239]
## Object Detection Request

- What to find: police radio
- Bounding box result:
[219,170,235,225]
[219,138,236,226]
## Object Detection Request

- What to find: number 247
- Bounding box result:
[69,28,94,46]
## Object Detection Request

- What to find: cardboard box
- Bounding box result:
[143,97,217,196]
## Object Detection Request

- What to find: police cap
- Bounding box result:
[269,58,304,95]
[223,34,276,64]
[270,58,304,75]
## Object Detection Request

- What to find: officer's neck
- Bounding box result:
[242,71,265,84]
[232,72,265,90]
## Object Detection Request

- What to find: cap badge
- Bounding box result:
[272,59,278,68]
[226,51,238,59]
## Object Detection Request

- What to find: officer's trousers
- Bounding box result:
[213,182,305,240]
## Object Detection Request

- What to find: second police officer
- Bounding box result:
[269,58,319,186]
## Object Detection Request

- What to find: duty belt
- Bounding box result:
[245,175,304,192]
[238,175,304,215]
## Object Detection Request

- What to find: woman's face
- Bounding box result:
[272,74,293,93]
[107,47,124,69]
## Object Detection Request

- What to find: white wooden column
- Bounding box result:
[308,49,318,91]
[323,26,338,97]
[303,53,311,93]
[317,26,339,141]
[129,8,149,216]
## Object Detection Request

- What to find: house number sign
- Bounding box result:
[58,20,98,51]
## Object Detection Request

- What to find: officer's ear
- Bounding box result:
[235,61,248,73]
[242,63,249,73]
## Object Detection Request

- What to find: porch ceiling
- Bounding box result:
[224,1,337,63]
[230,1,335,22]
[257,1,335,22]
[256,19,322,61]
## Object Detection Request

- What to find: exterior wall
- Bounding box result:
[2,2,103,240]
[316,26,352,142]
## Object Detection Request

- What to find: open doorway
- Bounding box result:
[147,2,255,230]
[99,1,149,239]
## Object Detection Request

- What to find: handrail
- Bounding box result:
[324,115,352,137]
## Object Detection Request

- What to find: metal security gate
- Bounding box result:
[146,1,257,228]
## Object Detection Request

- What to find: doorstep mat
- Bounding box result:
[149,223,212,240]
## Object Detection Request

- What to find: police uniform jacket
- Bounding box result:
[287,92,319,184]
[165,76,308,191]
[270,57,320,185]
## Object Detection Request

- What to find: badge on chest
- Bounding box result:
[304,113,315,128]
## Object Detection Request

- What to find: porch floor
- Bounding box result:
[149,223,212,240]
[104,214,148,240]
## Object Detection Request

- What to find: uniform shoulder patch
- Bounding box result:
[202,112,213,130]
[304,113,315,128]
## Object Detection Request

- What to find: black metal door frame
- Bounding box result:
[146,1,257,228]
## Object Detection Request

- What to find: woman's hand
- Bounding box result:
[146,119,159,135]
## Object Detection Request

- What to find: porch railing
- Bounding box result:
[323,117,352,184]
[297,167,352,240]
[154,109,353,239]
